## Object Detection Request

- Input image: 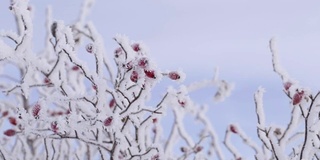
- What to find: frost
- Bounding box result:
[2,0,318,159]
[214,80,234,102]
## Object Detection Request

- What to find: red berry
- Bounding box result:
[92,85,97,90]
[56,111,63,116]
[194,146,203,153]
[132,43,140,52]
[293,91,304,105]
[8,117,17,126]
[4,129,16,137]
[284,82,292,91]
[109,99,116,108]
[2,111,9,117]
[130,71,139,83]
[138,57,148,69]
[86,43,94,53]
[151,154,159,160]
[104,117,113,126]
[32,104,41,118]
[44,77,51,84]
[168,71,180,80]
[144,70,156,79]
[114,47,122,58]
[230,124,238,134]
[72,66,79,71]
[152,118,157,123]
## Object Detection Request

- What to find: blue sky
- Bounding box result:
[1,0,320,158]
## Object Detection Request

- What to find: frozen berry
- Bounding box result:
[8,117,17,126]
[32,104,41,118]
[44,77,51,84]
[104,117,113,126]
[4,129,16,137]
[72,66,79,71]
[144,70,156,79]
[151,154,159,160]
[114,47,122,58]
[132,43,140,52]
[230,124,238,134]
[130,71,139,83]
[92,85,97,90]
[284,82,292,91]
[293,90,304,105]
[138,57,148,69]
[168,71,180,80]
[2,111,9,117]
[152,118,157,123]
[109,99,116,108]
[86,43,94,53]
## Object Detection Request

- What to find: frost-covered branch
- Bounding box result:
[244,39,320,159]
[6,0,319,159]
[0,0,233,159]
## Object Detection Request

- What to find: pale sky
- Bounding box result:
[1,0,320,158]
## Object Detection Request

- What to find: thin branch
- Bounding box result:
[300,91,320,159]
[44,138,49,160]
